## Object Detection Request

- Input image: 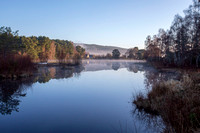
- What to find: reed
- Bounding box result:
[0,55,35,78]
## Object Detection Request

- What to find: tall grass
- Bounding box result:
[134,74,200,133]
[0,55,35,78]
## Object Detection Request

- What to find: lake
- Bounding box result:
[0,60,177,133]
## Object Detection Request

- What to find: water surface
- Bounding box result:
[0,60,176,133]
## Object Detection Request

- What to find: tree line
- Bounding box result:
[90,47,145,60]
[145,0,200,67]
[0,26,85,62]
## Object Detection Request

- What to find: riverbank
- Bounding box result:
[0,56,82,79]
[0,55,36,79]
[133,73,200,132]
[36,62,81,67]
[148,61,200,71]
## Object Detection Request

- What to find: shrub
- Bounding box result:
[134,74,200,132]
[0,55,35,78]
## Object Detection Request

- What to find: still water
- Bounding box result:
[0,60,177,133]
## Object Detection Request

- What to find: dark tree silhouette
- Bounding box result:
[112,49,121,59]
[144,0,200,67]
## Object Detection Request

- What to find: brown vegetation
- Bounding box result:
[134,74,200,132]
[0,55,35,79]
[144,1,200,68]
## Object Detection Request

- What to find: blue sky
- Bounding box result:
[0,0,192,48]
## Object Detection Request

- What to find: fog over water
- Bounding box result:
[0,60,179,133]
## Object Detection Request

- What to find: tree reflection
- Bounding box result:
[36,66,85,83]
[111,62,120,71]
[143,68,180,90]
[0,65,84,115]
[0,61,180,119]
[127,62,146,73]
[131,64,181,132]
[0,79,32,115]
[132,105,165,133]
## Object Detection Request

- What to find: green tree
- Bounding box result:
[76,46,85,57]
[112,49,120,59]
[22,36,39,59]
[38,36,52,61]
[54,40,74,59]
[0,27,19,57]
[56,44,66,63]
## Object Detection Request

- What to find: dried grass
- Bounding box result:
[0,55,35,78]
[134,74,200,133]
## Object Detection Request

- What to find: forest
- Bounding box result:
[0,27,85,78]
[0,26,85,62]
[133,1,200,132]
[145,0,200,67]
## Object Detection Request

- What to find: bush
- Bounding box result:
[134,74,200,132]
[72,53,81,65]
[0,55,35,78]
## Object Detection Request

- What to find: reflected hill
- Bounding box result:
[0,60,180,115]
[83,60,146,72]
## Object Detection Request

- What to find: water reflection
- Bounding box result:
[0,60,180,133]
[37,65,85,83]
[112,62,120,71]
[0,79,32,115]
[0,60,179,116]
[144,68,180,91]
[132,106,165,133]
[83,60,146,72]
[0,66,84,115]
[130,65,180,132]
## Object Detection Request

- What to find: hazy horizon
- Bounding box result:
[0,0,192,49]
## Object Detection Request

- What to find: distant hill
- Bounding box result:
[74,43,128,55]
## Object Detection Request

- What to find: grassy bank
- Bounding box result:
[134,73,200,132]
[0,54,82,79]
[0,55,35,79]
